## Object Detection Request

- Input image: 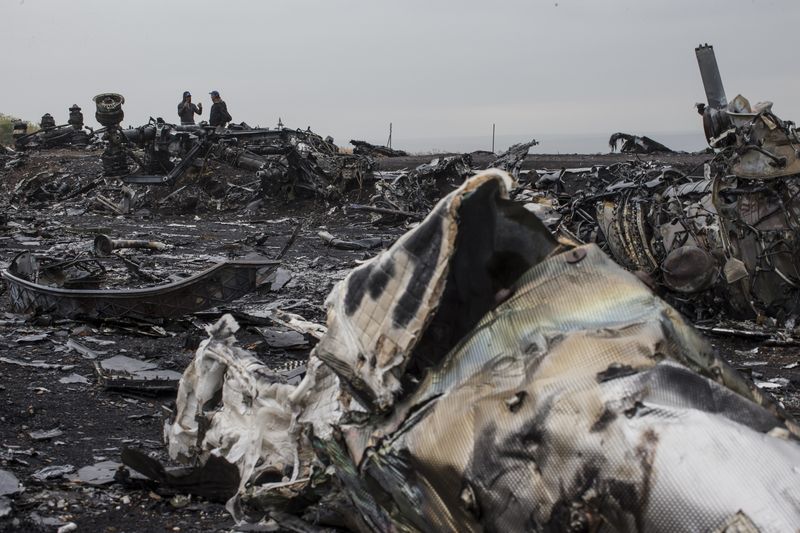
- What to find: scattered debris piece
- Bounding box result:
[0,470,21,496]
[318,230,385,250]
[100,355,158,374]
[0,357,74,371]
[32,465,75,482]
[28,428,64,441]
[121,448,239,502]
[65,338,103,359]
[58,373,89,384]
[76,461,124,486]
[257,328,308,349]
[15,333,49,344]
[95,355,182,394]
[93,234,168,256]
[268,267,292,292]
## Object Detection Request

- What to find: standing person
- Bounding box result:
[177,91,202,125]
[208,90,232,128]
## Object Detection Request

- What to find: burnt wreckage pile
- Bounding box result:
[93,93,373,200]
[535,45,800,323]
[5,93,375,213]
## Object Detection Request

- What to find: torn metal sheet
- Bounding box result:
[121,448,239,501]
[257,328,308,349]
[609,132,673,153]
[76,462,120,485]
[32,465,75,482]
[318,230,386,251]
[65,338,102,359]
[0,357,74,371]
[95,355,183,394]
[58,373,89,385]
[2,252,278,320]
[161,315,333,516]
[160,170,800,531]
[28,428,63,441]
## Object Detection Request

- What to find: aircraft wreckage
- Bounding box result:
[2,44,800,531]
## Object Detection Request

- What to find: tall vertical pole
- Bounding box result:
[388,122,393,149]
[492,123,496,153]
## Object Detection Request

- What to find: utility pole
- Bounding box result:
[387,122,392,149]
[492,123,496,153]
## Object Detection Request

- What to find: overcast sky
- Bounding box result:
[1,0,797,152]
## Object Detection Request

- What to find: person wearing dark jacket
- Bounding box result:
[208,90,232,128]
[177,91,202,125]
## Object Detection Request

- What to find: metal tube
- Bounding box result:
[94,234,167,256]
[695,44,727,109]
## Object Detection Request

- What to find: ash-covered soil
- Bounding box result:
[0,147,797,532]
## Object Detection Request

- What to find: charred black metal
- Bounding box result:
[39,113,55,129]
[94,93,130,176]
[114,115,373,199]
[68,104,84,130]
[370,154,473,215]
[2,251,278,320]
[696,43,734,145]
[350,139,408,158]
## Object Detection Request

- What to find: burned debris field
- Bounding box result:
[3,40,800,533]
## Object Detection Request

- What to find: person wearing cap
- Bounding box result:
[177,91,202,125]
[208,90,232,128]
